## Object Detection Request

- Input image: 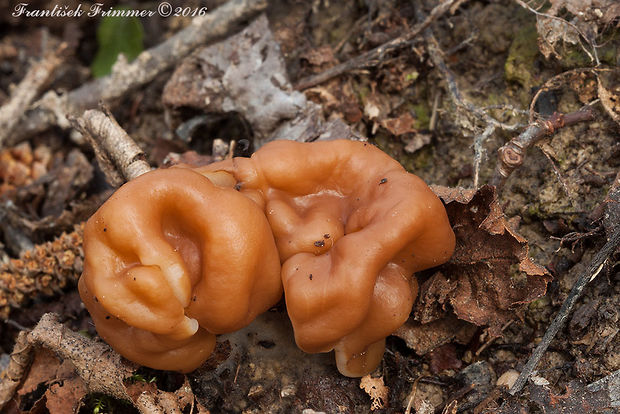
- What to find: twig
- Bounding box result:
[294,0,469,90]
[0,43,67,148]
[509,224,620,396]
[27,313,133,401]
[70,108,152,186]
[0,331,33,411]
[587,368,620,393]
[6,0,268,148]
[25,313,201,414]
[490,109,595,189]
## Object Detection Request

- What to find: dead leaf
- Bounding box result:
[44,374,87,414]
[380,112,417,135]
[428,344,462,374]
[418,185,551,336]
[533,0,620,61]
[536,16,580,60]
[300,45,336,68]
[360,375,388,411]
[393,315,477,355]
[162,15,311,144]
[597,70,620,124]
[16,349,60,398]
[404,133,431,154]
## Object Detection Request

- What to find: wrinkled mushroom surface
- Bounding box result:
[79,167,282,372]
[200,140,455,376]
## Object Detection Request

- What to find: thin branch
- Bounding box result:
[70,108,152,185]
[0,43,67,148]
[509,224,620,396]
[6,0,268,148]
[294,0,469,90]
[490,108,595,189]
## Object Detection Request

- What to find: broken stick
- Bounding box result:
[70,108,152,186]
[490,108,595,189]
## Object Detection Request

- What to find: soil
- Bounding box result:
[0,0,618,413]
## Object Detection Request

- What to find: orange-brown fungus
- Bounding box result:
[78,167,282,372]
[200,140,455,377]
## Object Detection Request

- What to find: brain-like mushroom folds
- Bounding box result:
[78,167,282,372]
[199,140,455,377]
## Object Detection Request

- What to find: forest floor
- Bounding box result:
[0,0,619,413]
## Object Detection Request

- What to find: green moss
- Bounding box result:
[412,103,430,129]
[525,203,544,220]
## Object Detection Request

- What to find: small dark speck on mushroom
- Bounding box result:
[103,227,107,232]
[94,296,98,302]
[309,274,313,280]
[105,316,110,320]
[314,240,325,247]
[379,178,388,185]
[234,183,242,191]
[193,296,197,302]
[133,277,136,281]
[324,233,330,239]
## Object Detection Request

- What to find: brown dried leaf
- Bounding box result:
[16,349,59,398]
[380,112,417,136]
[44,362,87,414]
[428,344,462,374]
[300,45,336,68]
[360,375,388,411]
[419,185,551,336]
[393,316,476,355]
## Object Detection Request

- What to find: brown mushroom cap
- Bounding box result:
[79,167,282,372]
[199,140,455,377]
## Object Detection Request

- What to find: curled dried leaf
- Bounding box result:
[418,185,551,336]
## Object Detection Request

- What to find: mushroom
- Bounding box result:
[199,139,455,377]
[78,167,282,372]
